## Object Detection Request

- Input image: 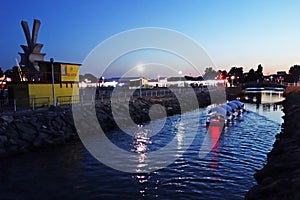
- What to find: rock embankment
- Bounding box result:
[0,91,212,158]
[245,89,300,199]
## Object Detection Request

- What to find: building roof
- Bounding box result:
[37,60,81,66]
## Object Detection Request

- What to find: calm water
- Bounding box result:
[0,92,283,200]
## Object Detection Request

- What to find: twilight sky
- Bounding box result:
[0,0,300,77]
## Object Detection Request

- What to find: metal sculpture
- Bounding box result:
[18,19,46,72]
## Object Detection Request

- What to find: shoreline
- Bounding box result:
[245,87,300,199]
[0,89,217,158]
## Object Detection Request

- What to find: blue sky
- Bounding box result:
[0,0,300,77]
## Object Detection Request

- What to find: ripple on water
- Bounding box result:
[0,107,282,200]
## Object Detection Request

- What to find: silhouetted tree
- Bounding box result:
[289,65,300,82]
[203,67,219,80]
[227,67,244,85]
[0,67,3,78]
[83,73,98,83]
[218,70,227,80]
[245,68,256,82]
[4,69,12,79]
[184,75,203,81]
[12,66,22,82]
[284,74,294,83]
[256,64,264,83]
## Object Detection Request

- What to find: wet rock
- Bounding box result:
[33,132,53,148]
[0,135,8,148]
[17,140,30,152]
[5,126,20,140]
[15,122,37,135]
[0,135,8,144]
[246,89,300,199]
[20,132,36,143]
[0,115,14,123]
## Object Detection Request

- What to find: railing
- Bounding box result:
[0,86,233,113]
[0,97,50,112]
[57,95,80,105]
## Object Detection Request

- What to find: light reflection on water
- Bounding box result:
[244,90,285,123]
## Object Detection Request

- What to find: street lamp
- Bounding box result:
[231,75,235,87]
[178,71,182,93]
[139,78,142,98]
[178,71,182,81]
[50,58,56,106]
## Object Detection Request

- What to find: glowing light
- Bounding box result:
[136,64,145,73]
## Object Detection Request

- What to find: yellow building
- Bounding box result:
[8,61,81,107]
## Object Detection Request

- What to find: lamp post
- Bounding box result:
[231,75,235,87]
[50,58,56,106]
[139,78,142,98]
[178,71,182,93]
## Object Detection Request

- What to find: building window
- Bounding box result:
[61,65,67,75]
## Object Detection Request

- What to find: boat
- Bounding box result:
[206,106,229,126]
[206,100,246,127]
[230,100,246,114]
[226,101,239,117]
[219,104,234,121]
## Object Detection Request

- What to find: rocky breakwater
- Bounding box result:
[0,107,78,157]
[0,90,212,158]
[245,89,300,199]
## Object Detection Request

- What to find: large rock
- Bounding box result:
[0,115,14,123]
[5,126,20,140]
[20,132,36,143]
[0,135,7,148]
[15,122,37,135]
[33,132,54,148]
[246,90,300,199]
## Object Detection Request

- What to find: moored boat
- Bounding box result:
[206,106,228,127]
[206,100,246,127]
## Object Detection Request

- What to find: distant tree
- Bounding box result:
[79,75,84,82]
[0,68,4,90]
[83,73,98,83]
[12,66,21,82]
[284,74,294,83]
[227,67,244,85]
[289,65,300,82]
[218,70,227,80]
[0,67,3,78]
[203,67,219,80]
[256,64,264,83]
[4,69,12,79]
[245,68,256,82]
[184,75,203,81]
[0,69,12,89]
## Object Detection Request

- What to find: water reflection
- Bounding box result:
[131,127,151,196]
[175,122,185,152]
[244,90,284,105]
[131,126,152,172]
[243,90,285,124]
[208,126,222,172]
